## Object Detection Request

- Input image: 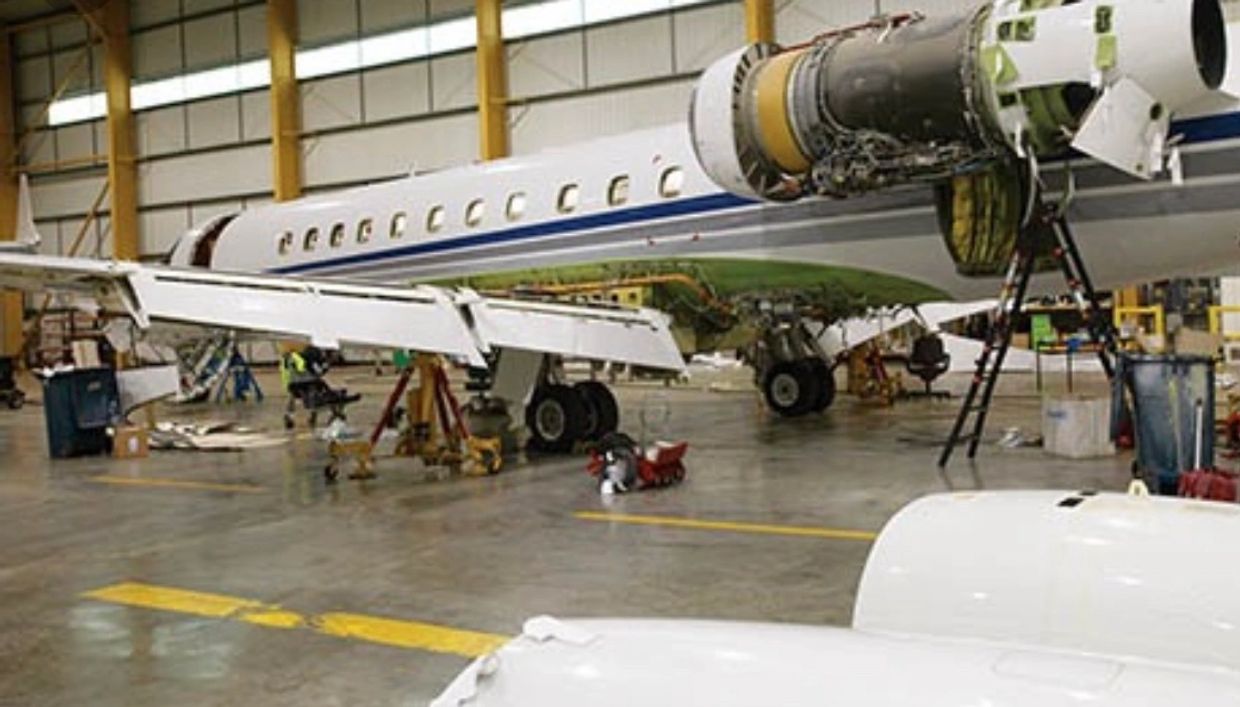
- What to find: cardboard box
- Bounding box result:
[1173,329,1223,357]
[113,424,149,459]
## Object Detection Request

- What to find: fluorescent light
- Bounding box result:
[46,0,719,126]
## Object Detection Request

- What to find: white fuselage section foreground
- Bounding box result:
[431,492,1240,706]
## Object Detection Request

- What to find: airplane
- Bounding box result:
[429,490,1240,705]
[0,0,1235,453]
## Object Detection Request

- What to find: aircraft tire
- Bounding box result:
[763,361,820,418]
[809,359,837,413]
[526,384,587,453]
[574,381,619,441]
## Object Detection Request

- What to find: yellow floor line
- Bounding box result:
[574,511,878,542]
[88,475,265,494]
[83,581,507,658]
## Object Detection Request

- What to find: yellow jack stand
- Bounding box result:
[325,354,503,482]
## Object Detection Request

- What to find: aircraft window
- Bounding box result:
[303,227,319,251]
[659,166,684,198]
[506,192,526,221]
[391,212,407,239]
[277,231,293,255]
[557,183,580,213]
[329,223,345,248]
[357,218,373,243]
[608,175,630,206]
[427,205,445,233]
[465,199,485,227]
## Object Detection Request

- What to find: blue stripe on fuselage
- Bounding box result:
[270,110,1240,276]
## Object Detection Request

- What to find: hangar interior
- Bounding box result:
[1,0,1240,705]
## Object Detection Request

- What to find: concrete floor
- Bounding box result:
[0,367,1131,706]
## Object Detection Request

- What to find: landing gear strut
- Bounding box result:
[749,306,836,419]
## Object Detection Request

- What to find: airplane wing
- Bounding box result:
[0,253,686,372]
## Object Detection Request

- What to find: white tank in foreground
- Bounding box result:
[431,492,1240,705]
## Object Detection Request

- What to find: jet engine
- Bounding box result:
[690,0,1231,202]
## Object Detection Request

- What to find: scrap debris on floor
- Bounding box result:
[149,420,289,452]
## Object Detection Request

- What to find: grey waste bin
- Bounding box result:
[1112,354,1215,495]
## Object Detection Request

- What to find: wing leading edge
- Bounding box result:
[0,253,686,372]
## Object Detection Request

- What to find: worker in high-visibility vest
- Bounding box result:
[281,345,327,429]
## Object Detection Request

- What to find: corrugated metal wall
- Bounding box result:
[14,0,983,259]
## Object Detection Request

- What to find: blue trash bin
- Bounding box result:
[42,368,120,458]
[1112,354,1215,494]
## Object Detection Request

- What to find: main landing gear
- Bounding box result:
[748,306,837,419]
[526,379,620,453]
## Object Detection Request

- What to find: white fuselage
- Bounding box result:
[184,109,1240,303]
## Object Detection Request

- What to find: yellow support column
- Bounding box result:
[98,0,139,261]
[267,0,301,201]
[745,0,775,44]
[0,30,22,356]
[475,0,509,161]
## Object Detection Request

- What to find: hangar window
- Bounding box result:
[303,227,319,251]
[659,166,684,198]
[557,183,580,213]
[277,231,293,255]
[608,175,630,206]
[391,212,407,239]
[427,205,445,233]
[506,192,526,221]
[357,218,373,243]
[329,223,345,248]
[465,199,485,227]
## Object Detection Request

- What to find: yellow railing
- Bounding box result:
[1208,305,1240,342]
[1113,305,1166,338]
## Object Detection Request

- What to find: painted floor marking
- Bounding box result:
[574,511,878,542]
[83,582,507,658]
[88,475,265,494]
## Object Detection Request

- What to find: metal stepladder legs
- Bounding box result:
[938,201,1119,468]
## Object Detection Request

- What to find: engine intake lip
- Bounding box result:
[1193,0,1227,90]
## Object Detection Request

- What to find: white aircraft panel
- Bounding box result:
[431,53,478,111]
[132,24,183,81]
[184,12,238,69]
[673,3,743,73]
[187,96,242,150]
[509,33,585,99]
[586,15,673,87]
[302,74,363,133]
[362,63,431,122]
[136,105,188,157]
[469,299,685,372]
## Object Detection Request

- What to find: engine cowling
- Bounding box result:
[690,0,1231,202]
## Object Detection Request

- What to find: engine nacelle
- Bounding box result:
[690,0,1230,201]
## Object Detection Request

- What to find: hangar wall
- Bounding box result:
[12,0,981,260]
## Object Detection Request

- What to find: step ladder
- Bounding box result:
[938,201,1119,468]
